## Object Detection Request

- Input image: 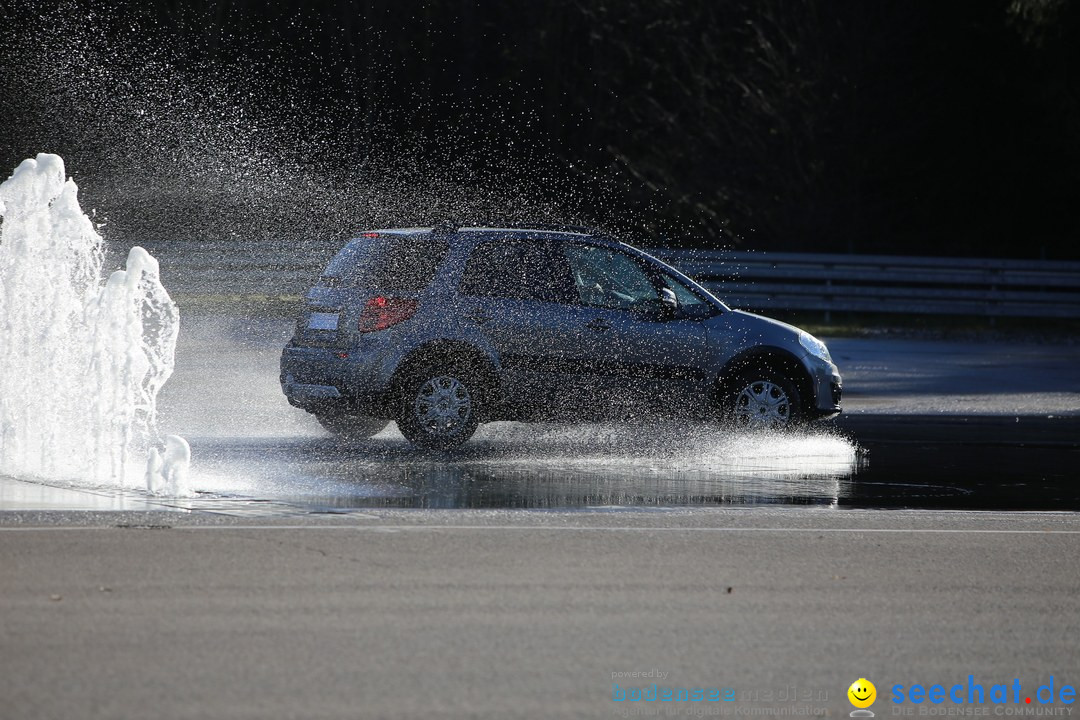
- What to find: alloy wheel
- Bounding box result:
[413,375,473,436]
[734,380,791,427]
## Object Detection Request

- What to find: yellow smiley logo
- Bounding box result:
[848,678,877,708]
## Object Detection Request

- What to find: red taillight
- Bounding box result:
[358,296,418,332]
[361,231,380,238]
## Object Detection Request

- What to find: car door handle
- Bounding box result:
[586,317,612,332]
[467,312,491,324]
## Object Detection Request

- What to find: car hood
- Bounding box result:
[718,309,804,339]
[703,308,807,356]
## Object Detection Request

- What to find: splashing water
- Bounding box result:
[0,2,631,277]
[0,153,188,495]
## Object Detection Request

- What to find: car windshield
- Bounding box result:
[322,234,450,290]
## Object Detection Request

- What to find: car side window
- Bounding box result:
[459,240,576,303]
[562,244,660,311]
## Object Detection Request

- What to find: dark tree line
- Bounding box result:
[2,0,1078,258]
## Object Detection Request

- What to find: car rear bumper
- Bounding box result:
[280,344,394,416]
[281,374,342,408]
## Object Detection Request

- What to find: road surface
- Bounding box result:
[2,311,1079,719]
[2,508,1079,719]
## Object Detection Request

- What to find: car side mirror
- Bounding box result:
[631,289,679,321]
[659,287,678,311]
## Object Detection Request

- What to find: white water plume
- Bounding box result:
[0,153,188,494]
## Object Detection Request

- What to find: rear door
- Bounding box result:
[457,238,584,415]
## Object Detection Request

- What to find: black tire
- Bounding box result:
[725,365,803,429]
[315,413,389,440]
[396,364,481,450]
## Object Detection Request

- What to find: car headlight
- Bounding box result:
[799,331,832,364]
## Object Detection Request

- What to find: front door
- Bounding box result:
[555,242,711,416]
[457,238,712,419]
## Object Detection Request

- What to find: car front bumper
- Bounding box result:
[809,360,843,419]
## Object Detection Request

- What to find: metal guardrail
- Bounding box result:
[651,249,1080,319]
[145,241,1080,319]
[138,240,328,296]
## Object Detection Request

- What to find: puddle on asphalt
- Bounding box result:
[839,441,1080,510]
[5,420,1078,513]
[177,422,855,509]
[179,421,1079,511]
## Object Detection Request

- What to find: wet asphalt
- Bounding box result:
[3,508,1080,719]
[2,314,1077,514]
[3,314,1080,719]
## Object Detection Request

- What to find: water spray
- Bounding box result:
[0,153,189,495]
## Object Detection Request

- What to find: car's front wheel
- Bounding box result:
[726,366,803,429]
[396,365,481,450]
[315,413,389,440]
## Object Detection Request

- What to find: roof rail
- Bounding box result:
[429,222,616,240]
[491,222,607,236]
[430,221,459,237]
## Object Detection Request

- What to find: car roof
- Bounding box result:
[356,226,617,246]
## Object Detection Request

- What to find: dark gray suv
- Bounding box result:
[280,226,842,449]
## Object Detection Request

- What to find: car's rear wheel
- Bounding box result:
[726,366,803,429]
[315,413,389,440]
[396,364,481,450]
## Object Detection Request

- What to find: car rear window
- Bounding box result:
[322,234,450,290]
